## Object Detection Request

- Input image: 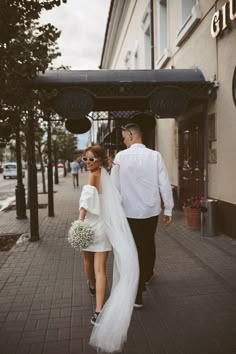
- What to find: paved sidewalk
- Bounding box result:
[0,172,236,354]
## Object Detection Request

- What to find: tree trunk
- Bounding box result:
[63,160,67,177]
[26,112,39,241]
[36,145,46,193]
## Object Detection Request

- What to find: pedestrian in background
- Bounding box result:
[70,158,80,188]
[111,123,174,308]
[79,159,85,173]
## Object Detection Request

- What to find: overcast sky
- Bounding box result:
[40,0,110,149]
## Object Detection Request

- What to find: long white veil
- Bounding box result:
[89,167,139,353]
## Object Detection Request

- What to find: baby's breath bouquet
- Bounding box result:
[68,220,95,250]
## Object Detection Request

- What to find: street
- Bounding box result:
[0,168,64,210]
[0,177,19,210]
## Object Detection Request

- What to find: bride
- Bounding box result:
[78,145,139,353]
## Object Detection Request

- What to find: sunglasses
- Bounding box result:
[82,156,99,163]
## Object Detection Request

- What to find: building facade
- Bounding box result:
[100,0,236,239]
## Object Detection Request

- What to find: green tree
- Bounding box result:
[0,0,67,182]
[0,0,67,103]
[0,1,68,231]
[57,131,78,163]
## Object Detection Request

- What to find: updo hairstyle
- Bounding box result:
[84,145,110,170]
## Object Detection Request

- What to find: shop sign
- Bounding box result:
[211,0,236,38]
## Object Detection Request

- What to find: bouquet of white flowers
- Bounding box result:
[68,220,95,250]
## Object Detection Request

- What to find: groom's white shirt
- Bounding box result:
[111,144,174,219]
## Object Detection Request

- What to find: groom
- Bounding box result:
[111,123,174,307]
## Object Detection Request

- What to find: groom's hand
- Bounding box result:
[163,215,172,224]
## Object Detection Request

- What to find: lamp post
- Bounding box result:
[51,134,59,185]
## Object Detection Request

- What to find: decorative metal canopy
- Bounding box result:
[33,69,213,118]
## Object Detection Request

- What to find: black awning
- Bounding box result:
[34,68,206,86]
[32,69,213,118]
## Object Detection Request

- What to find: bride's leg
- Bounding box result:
[94,251,109,312]
[83,251,95,288]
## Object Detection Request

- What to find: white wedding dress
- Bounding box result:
[89,167,139,353]
[79,185,112,252]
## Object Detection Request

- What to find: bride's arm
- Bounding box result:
[79,172,99,221]
[79,207,86,221]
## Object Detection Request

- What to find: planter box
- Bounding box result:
[183,207,201,230]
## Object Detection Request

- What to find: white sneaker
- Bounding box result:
[134,295,143,308]
[91,311,100,326]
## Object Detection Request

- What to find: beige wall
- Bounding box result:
[208,26,236,203]
[172,12,217,81]
[108,0,150,69]
[156,119,178,186]
[160,0,236,202]
[165,0,216,70]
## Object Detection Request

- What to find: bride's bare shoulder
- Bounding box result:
[87,170,100,188]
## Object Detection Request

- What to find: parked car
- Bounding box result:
[0,165,3,173]
[2,162,25,179]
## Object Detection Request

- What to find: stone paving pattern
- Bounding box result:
[0,172,236,354]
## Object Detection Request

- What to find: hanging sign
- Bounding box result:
[65,118,91,134]
[52,88,94,120]
[149,87,188,117]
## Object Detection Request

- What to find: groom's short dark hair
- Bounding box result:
[121,123,142,137]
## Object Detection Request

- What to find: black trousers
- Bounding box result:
[127,215,158,298]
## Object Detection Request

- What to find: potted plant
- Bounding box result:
[182,196,206,229]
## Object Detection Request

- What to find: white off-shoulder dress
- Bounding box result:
[79,184,112,252]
